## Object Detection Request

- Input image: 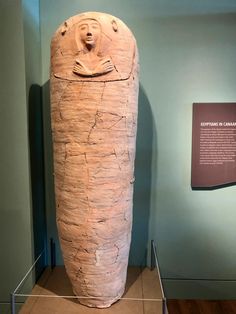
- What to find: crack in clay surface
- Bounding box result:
[51,11,139,309]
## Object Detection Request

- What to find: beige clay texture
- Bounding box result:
[50,12,139,308]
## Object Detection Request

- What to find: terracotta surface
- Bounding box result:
[19,267,164,314]
[50,12,139,308]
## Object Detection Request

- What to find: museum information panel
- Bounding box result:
[191,103,236,188]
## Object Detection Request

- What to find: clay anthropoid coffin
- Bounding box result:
[50,12,139,308]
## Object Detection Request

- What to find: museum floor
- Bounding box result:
[167,299,236,314]
[19,266,164,314]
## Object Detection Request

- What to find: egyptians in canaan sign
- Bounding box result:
[191,103,236,189]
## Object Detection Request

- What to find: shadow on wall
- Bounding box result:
[41,80,60,264]
[129,85,154,267]
[28,84,47,277]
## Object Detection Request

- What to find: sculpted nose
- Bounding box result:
[87,24,92,36]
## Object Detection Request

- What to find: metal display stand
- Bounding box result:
[11,240,167,314]
[11,249,46,314]
[151,240,167,314]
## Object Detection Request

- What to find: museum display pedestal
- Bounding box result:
[17,266,165,314]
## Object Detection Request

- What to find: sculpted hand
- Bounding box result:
[73,59,93,76]
[94,58,114,75]
[73,57,114,77]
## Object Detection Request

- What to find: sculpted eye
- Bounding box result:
[80,25,87,31]
[91,24,99,29]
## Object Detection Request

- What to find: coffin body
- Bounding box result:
[50,12,139,308]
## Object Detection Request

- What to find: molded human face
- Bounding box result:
[78,19,100,48]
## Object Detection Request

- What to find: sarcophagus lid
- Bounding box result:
[51,11,137,82]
